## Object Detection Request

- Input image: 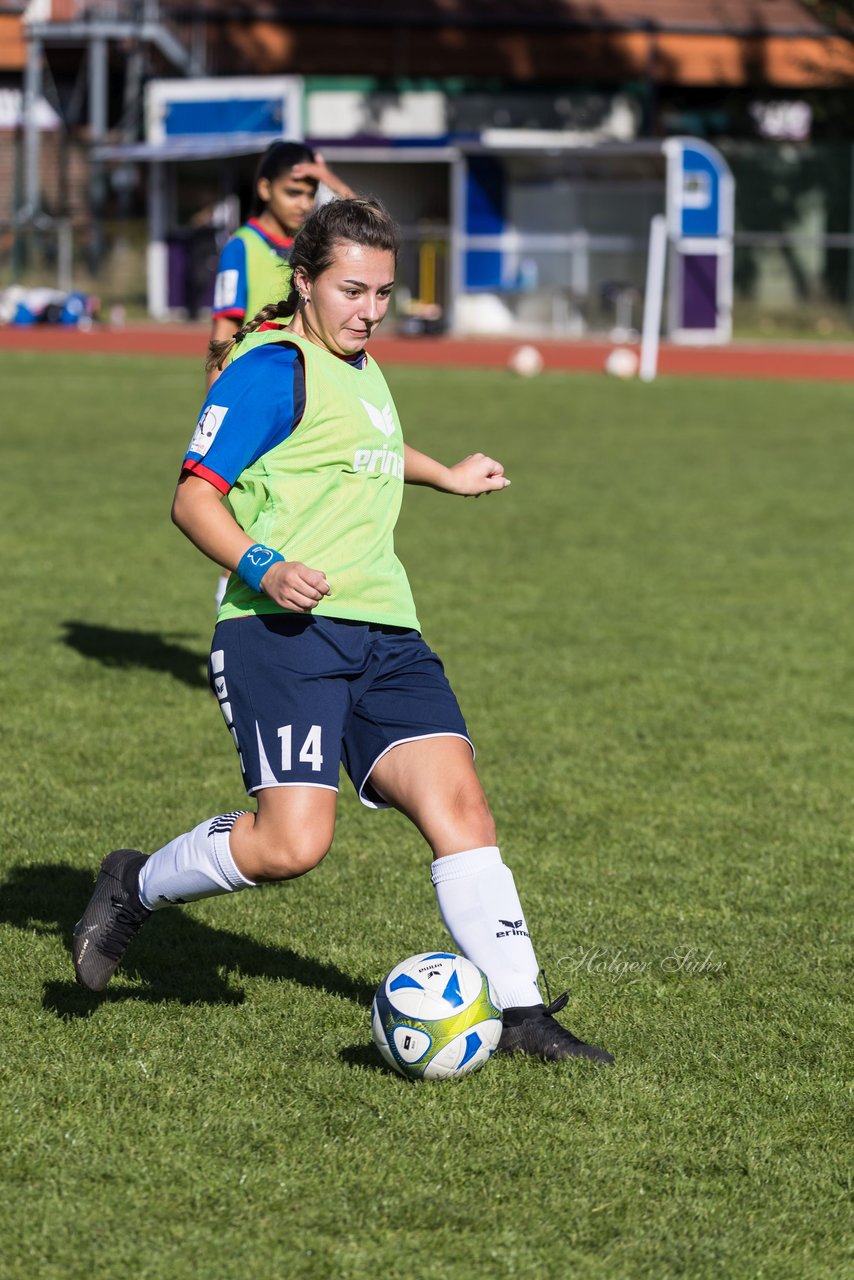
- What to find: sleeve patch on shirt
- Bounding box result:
[214,269,239,310]
[189,404,229,457]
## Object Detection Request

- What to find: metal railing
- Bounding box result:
[4,218,854,337]
[25,1,166,21]
[23,0,204,75]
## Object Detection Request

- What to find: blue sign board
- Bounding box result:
[665,137,734,342]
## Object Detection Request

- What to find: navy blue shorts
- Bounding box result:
[209,615,472,807]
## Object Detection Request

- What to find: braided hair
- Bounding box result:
[206,196,400,373]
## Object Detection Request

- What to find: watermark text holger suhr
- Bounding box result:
[558,945,727,984]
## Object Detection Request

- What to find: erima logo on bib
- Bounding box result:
[353,446,404,478]
[360,398,396,438]
[189,404,229,456]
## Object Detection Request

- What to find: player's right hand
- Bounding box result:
[260,561,331,612]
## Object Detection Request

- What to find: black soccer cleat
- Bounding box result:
[497,992,614,1065]
[72,849,151,991]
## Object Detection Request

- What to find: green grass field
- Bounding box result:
[1,352,851,1279]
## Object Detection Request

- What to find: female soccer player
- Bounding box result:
[73,198,612,1066]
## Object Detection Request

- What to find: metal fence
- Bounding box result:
[436,230,854,339]
[4,214,854,339]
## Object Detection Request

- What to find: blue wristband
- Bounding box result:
[236,544,285,593]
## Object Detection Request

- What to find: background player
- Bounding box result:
[209,139,354,386]
[72,197,613,1067]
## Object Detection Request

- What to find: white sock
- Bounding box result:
[138,811,255,911]
[431,846,542,1010]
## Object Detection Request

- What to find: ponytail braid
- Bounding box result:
[206,283,299,373]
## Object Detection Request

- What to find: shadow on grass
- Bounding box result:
[60,620,209,689]
[0,863,375,1020]
[338,1043,390,1075]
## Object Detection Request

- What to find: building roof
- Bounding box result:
[11,1,854,87]
[7,0,843,33]
[180,0,836,34]
[560,1,829,31]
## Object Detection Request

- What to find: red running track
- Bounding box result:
[0,322,851,381]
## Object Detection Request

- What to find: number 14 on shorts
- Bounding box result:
[278,725,324,772]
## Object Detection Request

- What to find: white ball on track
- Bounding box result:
[507,344,545,377]
[604,346,639,378]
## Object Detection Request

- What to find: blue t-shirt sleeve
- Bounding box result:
[212,235,247,319]
[182,344,305,493]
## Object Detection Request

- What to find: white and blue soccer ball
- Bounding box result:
[371,952,503,1081]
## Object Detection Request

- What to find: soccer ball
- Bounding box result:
[371,952,503,1081]
[507,344,544,377]
[604,346,639,379]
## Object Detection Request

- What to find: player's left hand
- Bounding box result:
[447,453,511,497]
